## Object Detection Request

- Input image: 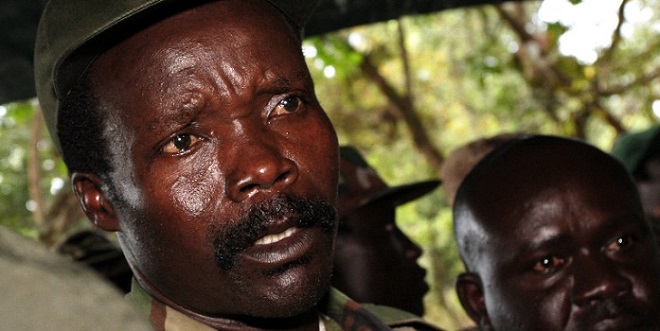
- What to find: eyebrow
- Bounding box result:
[147,103,201,135]
[256,71,310,96]
[146,69,312,132]
[590,213,647,240]
[511,231,571,261]
[509,213,646,261]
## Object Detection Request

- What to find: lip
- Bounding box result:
[590,314,646,331]
[238,226,323,270]
[418,268,430,294]
[254,227,298,245]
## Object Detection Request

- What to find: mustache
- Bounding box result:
[211,193,337,271]
[574,298,654,330]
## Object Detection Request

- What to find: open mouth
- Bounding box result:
[239,226,324,271]
[254,227,298,245]
[212,193,337,271]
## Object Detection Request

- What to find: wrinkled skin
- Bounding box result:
[332,201,428,315]
[72,0,339,329]
[455,137,660,331]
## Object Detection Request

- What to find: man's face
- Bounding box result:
[471,164,660,330]
[333,201,428,315]
[87,0,339,318]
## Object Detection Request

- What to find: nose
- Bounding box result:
[405,238,423,260]
[571,254,632,306]
[225,138,298,202]
[389,225,423,259]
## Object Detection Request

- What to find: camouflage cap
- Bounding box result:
[338,146,441,217]
[34,0,320,153]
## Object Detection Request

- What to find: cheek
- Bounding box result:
[629,262,660,305]
[145,146,224,218]
[296,113,339,196]
[105,118,144,209]
[169,160,223,218]
[485,274,573,329]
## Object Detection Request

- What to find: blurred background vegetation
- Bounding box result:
[1,0,659,329]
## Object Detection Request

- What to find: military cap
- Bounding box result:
[338,146,441,217]
[611,126,660,179]
[34,0,320,153]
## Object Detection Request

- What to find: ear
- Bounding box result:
[71,172,121,232]
[456,272,492,330]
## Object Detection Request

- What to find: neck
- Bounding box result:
[132,270,320,331]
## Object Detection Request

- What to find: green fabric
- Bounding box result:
[611,126,660,177]
[321,287,422,325]
[125,278,155,320]
[126,280,444,330]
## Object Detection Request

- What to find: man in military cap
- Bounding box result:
[612,126,660,230]
[34,0,442,329]
[333,146,440,316]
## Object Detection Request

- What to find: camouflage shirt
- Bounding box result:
[126,279,444,331]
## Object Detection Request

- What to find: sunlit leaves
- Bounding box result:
[0,100,67,238]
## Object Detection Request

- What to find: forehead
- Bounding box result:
[89,0,301,86]
[487,184,640,238]
[466,139,644,248]
[88,0,307,122]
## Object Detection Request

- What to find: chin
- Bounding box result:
[251,257,333,318]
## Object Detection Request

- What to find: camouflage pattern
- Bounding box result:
[126,279,444,330]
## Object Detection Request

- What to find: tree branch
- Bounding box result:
[598,0,629,65]
[600,66,660,96]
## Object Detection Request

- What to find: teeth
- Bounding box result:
[255,227,297,245]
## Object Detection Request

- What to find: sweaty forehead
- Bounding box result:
[461,136,641,230]
[91,0,298,68]
[454,136,645,272]
[88,0,306,119]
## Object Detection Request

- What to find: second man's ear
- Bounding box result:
[456,272,493,330]
[71,172,121,232]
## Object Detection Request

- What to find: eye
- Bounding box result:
[161,133,201,155]
[271,96,303,116]
[606,235,636,252]
[532,256,566,275]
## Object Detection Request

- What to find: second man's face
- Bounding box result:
[477,174,660,331]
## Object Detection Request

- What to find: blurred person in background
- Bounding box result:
[333,146,441,316]
[612,126,660,237]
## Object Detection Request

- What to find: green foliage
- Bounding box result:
[304,1,660,328]
[0,100,67,238]
[0,102,33,235]
[1,0,659,329]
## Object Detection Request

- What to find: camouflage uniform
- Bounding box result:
[126,279,444,330]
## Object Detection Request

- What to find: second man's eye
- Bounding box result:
[606,234,636,252]
[162,133,201,155]
[272,96,303,116]
[532,256,566,275]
